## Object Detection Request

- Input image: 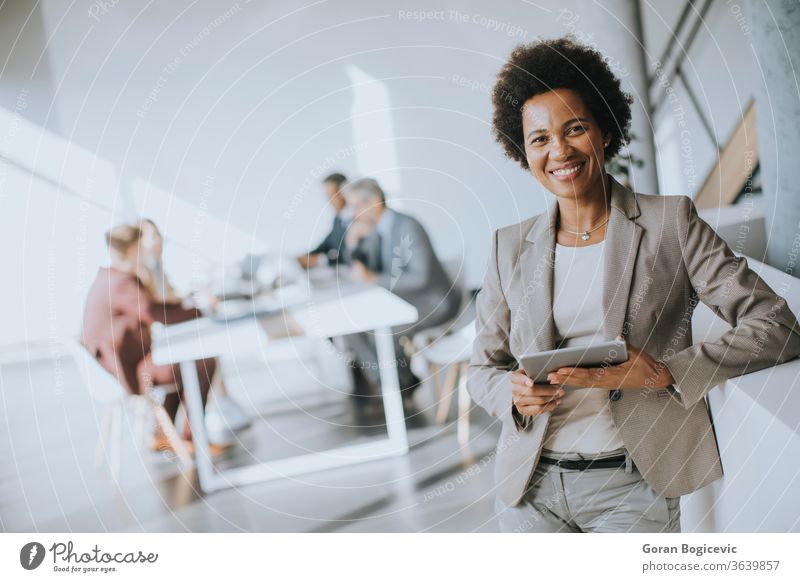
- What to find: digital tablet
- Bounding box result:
[518,339,628,383]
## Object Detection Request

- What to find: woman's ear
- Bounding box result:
[603,133,612,148]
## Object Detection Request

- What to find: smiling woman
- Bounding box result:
[492,37,632,173]
[492,37,634,247]
[468,37,800,534]
[521,89,613,242]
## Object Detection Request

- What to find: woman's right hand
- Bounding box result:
[511,369,564,416]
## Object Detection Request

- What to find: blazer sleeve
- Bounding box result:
[663,196,800,409]
[467,229,528,430]
[377,218,431,295]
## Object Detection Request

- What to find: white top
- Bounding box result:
[541,240,626,455]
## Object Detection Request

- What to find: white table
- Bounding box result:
[151,285,418,493]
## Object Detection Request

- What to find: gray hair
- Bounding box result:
[344,177,386,205]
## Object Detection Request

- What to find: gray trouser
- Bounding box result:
[343,331,418,393]
[495,449,681,533]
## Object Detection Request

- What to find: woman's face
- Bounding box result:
[521,88,610,202]
[139,222,163,260]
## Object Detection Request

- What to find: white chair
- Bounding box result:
[417,323,476,445]
[64,339,193,479]
[406,257,469,354]
[405,256,467,364]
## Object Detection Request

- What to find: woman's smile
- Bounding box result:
[549,160,586,181]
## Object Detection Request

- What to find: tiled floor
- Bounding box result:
[0,349,502,532]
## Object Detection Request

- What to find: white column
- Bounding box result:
[745,0,800,273]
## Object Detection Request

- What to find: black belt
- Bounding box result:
[539,454,627,471]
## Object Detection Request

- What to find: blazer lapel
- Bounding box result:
[602,177,643,340]
[519,199,559,353]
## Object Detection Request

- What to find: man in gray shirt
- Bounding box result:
[344,178,460,408]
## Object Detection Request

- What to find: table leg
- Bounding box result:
[180,360,215,491]
[374,327,409,453]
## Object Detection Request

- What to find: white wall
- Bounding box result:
[0,0,764,344]
[1,0,547,345]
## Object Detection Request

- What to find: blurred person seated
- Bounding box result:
[137,218,182,303]
[298,172,350,268]
[81,223,229,456]
[343,178,460,406]
[136,218,221,312]
[137,218,250,439]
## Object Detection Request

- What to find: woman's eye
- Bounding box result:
[568,125,586,134]
[530,135,547,145]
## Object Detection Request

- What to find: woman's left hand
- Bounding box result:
[546,336,675,390]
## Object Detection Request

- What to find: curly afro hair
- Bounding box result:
[492,36,633,171]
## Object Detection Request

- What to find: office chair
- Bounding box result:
[65,338,193,479]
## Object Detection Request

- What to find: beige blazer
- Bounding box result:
[468,177,800,507]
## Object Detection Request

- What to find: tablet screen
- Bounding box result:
[518,340,628,383]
